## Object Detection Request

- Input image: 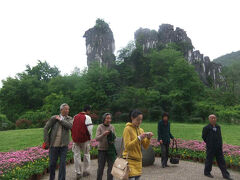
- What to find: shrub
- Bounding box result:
[18,110,50,128]
[216,109,240,124]
[114,111,122,122]
[148,107,162,121]
[194,101,215,121]
[16,119,32,129]
[0,114,15,130]
[119,113,129,122]
[189,117,203,123]
[90,113,99,123]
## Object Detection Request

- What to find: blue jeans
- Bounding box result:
[49,146,68,180]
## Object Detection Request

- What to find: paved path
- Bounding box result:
[41,158,240,180]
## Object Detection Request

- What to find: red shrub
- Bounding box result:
[15,119,32,129]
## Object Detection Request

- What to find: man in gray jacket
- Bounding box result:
[44,103,73,180]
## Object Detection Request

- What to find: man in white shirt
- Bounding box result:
[72,105,93,179]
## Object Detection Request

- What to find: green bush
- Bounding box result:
[119,113,129,122]
[0,114,15,131]
[148,107,162,121]
[216,108,240,124]
[193,101,216,122]
[18,110,50,128]
[189,117,203,123]
[113,111,122,122]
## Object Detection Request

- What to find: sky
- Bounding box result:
[0,0,239,86]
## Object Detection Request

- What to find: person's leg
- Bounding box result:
[161,144,167,167]
[82,141,91,175]
[166,143,169,166]
[97,150,107,180]
[129,176,141,180]
[106,153,114,180]
[58,146,68,180]
[72,143,82,176]
[49,147,60,180]
[216,149,230,178]
[204,148,214,176]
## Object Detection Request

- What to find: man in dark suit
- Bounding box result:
[202,114,233,180]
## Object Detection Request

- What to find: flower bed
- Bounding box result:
[0,141,98,179]
[1,139,240,179]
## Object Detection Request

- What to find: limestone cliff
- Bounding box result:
[83,19,115,68]
[135,24,224,87]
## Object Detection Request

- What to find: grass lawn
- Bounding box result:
[0,122,240,152]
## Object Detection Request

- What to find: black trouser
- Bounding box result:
[49,146,68,180]
[97,150,114,180]
[161,143,169,166]
[204,147,230,178]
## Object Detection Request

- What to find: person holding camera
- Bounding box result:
[122,109,154,180]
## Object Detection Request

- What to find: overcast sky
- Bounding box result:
[0,0,239,86]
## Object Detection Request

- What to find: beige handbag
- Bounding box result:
[111,138,130,180]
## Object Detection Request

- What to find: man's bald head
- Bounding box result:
[209,114,217,126]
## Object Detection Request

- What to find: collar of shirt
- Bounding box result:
[60,115,65,121]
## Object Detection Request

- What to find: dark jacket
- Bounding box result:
[202,124,223,150]
[158,120,174,144]
[44,115,73,147]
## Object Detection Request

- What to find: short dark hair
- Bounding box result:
[162,112,169,119]
[128,109,143,122]
[83,105,91,112]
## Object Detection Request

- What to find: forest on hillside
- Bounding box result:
[213,51,240,66]
[0,41,240,130]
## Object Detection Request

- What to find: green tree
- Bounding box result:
[168,58,204,121]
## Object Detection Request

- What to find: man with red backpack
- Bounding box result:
[71,105,93,179]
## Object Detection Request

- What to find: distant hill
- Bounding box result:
[213,51,240,66]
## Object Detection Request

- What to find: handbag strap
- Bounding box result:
[118,137,128,159]
[171,139,178,153]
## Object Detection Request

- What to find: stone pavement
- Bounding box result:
[41,157,240,180]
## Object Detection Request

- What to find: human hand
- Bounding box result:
[56,115,61,121]
[140,133,147,140]
[43,142,49,149]
[45,142,49,148]
[147,132,154,139]
[103,131,111,136]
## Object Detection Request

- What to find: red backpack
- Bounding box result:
[71,112,90,143]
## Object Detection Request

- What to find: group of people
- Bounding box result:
[43,103,233,180]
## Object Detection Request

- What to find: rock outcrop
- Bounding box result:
[83,21,224,87]
[135,24,223,87]
[83,19,115,68]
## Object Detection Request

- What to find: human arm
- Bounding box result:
[57,116,73,129]
[123,127,143,151]
[85,115,93,138]
[141,130,151,149]
[158,121,163,144]
[43,116,56,144]
[202,126,208,143]
[95,125,110,141]
[169,123,174,139]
